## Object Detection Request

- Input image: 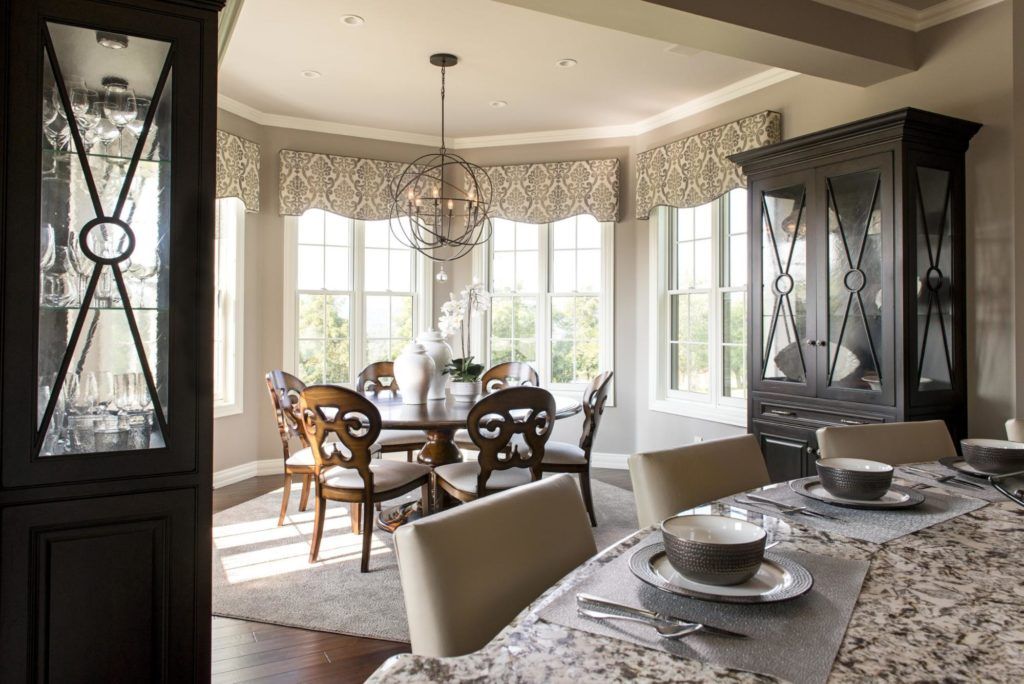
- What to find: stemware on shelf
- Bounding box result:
[102,78,137,158]
[41,246,79,307]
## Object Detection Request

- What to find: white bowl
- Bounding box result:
[662,514,766,545]
[817,457,893,473]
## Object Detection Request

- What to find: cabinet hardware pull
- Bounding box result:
[767,409,796,417]
[804,338,816,346]
[840,419,865,425]
[818,340,828,346]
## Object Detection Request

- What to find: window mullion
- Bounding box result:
[539,222,551,385]
[352,219,365,385]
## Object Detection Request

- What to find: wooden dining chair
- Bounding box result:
[266,370,316,526]
[300,384,432,571]
[435,386,556,502]
[356,361,428,462]
[628,435,770,528]
[395,475,596,657]
[540,371,612,527]
[481,361,540,391]
[815,420,957,466]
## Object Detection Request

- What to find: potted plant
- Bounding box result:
[438,281,490,403]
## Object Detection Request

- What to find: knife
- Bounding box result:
[576,593,747,639]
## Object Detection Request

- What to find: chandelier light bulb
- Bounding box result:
[436,265,449,282]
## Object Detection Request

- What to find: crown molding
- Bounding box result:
[811,0,1002,31]
[218,67,798,150]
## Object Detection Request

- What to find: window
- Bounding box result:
[214,198,245,417]
[480,214,613,393]
[650,189,747,425]
[284,210,430,385]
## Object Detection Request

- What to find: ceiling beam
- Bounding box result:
[494,0,918,86]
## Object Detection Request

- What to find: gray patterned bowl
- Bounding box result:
[961,438,1024,475]
[815,458,893,501]
[660,514,766,586]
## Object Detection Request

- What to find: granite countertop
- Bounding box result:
[367,487,1024,683]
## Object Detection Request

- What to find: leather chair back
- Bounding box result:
[628,435,770,528]
[395,474,596,656]
[816,420,956,465]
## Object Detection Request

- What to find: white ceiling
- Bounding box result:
[218,0,772,141]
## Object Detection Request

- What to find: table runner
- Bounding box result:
[538,533,869,684]
[729,478,987,544]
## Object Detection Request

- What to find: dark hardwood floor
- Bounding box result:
[211,468,632,683]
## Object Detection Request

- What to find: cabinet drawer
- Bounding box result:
[757,401,886,428]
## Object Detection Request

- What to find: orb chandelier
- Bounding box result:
[389,53,492,276]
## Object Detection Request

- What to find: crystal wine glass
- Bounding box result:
[102,81,137,158]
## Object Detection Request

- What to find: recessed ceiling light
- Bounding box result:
[490,100,508,108]
[301,70,322,79]
[341,14,365,26]
[556,58,578,68]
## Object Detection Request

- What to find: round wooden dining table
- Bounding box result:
[369,392,582,529]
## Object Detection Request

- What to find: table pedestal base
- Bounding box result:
[376,427,463,532]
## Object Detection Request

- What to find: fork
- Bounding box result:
[738,494,840,520]
[577,606,703,639]
[901,466,985,490]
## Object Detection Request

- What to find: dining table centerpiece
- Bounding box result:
[438,281,490,403]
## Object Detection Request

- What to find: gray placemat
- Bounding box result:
[538,534,869,684]
[895,464,1005,502]
[730,478,987,544]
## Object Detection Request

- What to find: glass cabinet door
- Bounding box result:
[816,155,893,405]
[35,23,172,457]
[914,164,956,395]
[752,174,816,395]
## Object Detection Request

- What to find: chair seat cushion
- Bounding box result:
[454,428,472,445]
[322,460,431,492]
[542,441,587,466]
[377,428,428,447]
[285,446,314,467]
[434,461,532,495]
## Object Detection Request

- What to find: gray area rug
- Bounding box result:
[212,474,638,643]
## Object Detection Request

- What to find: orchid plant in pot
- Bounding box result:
[438,280,490,403]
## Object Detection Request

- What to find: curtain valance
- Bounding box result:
[635,111,781,220]
[279,150,429,220]
[215,130,261,212]
[479,159,619,224]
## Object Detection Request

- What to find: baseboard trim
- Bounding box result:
[591,452,629,470]
[212,461,258,489]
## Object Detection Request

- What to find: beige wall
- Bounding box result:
[214,2,1017,474]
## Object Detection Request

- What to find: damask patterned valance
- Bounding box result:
[635,111,781,220]
[215,130,261,213]
[479,159,619,224]
[279,150,434,220]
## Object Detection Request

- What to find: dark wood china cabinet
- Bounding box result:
[731,109,980,482]
[0,0,222,680]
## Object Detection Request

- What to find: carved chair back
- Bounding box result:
[356,361,400,396]
[467,386,556,495]
[266,370,310,460]
[299,385,382,489]
[481,362,540,392]
[579,371,613,455]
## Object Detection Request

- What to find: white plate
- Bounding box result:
[790,477,925,509]
[629,544,813,604]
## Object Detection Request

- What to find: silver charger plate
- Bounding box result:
[629,543,813,604]
[790,477,925,509]
[939,455,998,479]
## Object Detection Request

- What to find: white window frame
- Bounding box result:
[213,198,246,418]
[282,213,433,385]
[649,197,747,427]
[473,216,615,403]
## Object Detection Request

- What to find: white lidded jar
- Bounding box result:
[416,329,453,400]
[393,342,436,405]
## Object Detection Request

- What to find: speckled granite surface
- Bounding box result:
[368,490,1024,683]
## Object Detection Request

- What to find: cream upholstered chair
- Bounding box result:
[816,420,956,466]
[1006,419,1024,443]
[356,361,428,462]
[395,474,596,657]
[628,435,770,529]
